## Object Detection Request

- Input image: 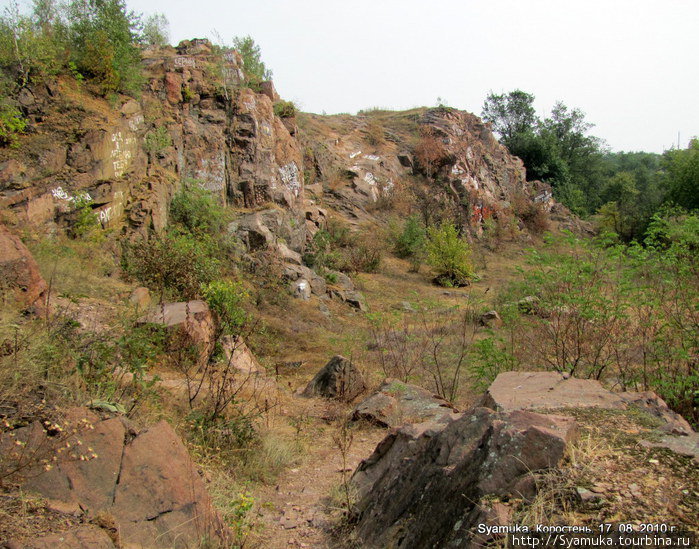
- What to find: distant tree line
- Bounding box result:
[482,90,698,241]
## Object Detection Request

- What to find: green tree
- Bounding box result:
[663,139,699,210]
[141,13,168,46]
[232,35,271,90]
[0,0,66,85]
[597,172,640,239]
[481,89,537,143]
[67,0,143,94]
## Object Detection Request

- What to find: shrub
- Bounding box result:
[469,336,517,392]
[500,228,699,427]
[140,13,169,46]
[413,126,449,178]
[303,220,382,274]
[273,100,296,119]
[395,214,426,270]
[201,279,247,335]
[67,0,144,95]
[121,231,221,301]
[70,193,100,238]
[302,229,339,272]
[0,2,65,85]
[426,222,474,287]
[169,181,228,235]
[0,103,26,147]
[143,126,171,156]
[511,191,550,234]
[343,230,383,273]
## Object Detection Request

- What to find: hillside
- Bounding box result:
[0,36,697,549]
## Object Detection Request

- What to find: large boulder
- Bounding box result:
[481,371,629,412]
[283,263,327,296]
[351,407,578,548]
[482,371,696,467]
[352,379,459,427]
[1,410,229,548]
[0,224,48,314]
[483,371,694,435]
[139,300,216,367]
[302,355,366,401]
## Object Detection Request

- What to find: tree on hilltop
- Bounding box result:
[232,35,271,90]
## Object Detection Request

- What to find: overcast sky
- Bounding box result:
[126,0,698,153]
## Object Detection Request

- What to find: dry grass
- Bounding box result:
[26,232,130,301]
[512,408,699,533]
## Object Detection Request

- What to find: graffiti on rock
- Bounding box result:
[174,57,196,69]
[110,132,136,177]
[279,162,301,197]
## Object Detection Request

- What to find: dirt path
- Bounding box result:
[252,397,386,548]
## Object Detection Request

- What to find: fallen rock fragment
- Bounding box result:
[0,224,48,314]
[302,355,366,401]
[352,379,458,427]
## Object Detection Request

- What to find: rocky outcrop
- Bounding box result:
[0,39,304,238]
[415,109,531,227]
[298,106,545,235]
[0,224,48,314]
[0,409,229,548]
[302,355,366,401]
[351,407,578,548]
[617,391,693,436]
[352,379,459,427]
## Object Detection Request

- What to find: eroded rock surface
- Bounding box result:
[483,371,694,435]
[139,300,215,367]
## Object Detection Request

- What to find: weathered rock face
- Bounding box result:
[0,224,48,313]
[1,409,229,548]
[298,107,544,234]
[0,39,305,238]
[230,207,306,254]
[416,108,531,227]
[302,355,366,401]
[351,407,578,548]
[352,378,459,427]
